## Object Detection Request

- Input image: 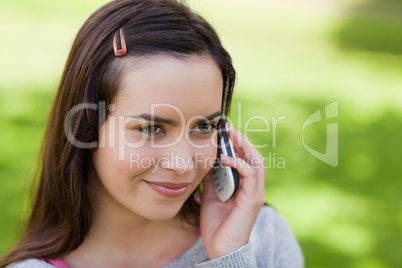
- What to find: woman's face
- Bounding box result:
[90,54,223,221]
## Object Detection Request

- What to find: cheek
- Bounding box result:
[124,146,162,174]
[92,147,125,186]
[93,143,153,186]
[97,119,151,174]
[195,144,218,177]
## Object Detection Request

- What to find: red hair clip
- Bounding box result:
[113,27,127,57]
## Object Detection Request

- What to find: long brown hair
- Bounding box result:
[1,0,236,266]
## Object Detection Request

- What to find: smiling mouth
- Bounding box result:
[145,181,190,197]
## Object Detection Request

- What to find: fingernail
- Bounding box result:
[220,154,229,163]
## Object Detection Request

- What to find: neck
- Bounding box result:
[65,214,198,268]
[63,170,199,268]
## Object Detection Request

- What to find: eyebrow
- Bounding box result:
[127,110,223,126]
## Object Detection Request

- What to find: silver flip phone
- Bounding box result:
[210,123,240,202]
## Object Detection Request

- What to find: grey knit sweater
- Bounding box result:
[7,205,304,268]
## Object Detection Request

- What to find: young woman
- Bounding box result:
[1,0,304,267]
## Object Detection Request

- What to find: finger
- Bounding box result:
[226,124,266,195]
[227,123,260,164]
[230,138,246,159]
[220,154,257,199]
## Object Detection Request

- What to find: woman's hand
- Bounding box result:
[200,123,266,260]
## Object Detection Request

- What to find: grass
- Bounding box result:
[1,0,401,267]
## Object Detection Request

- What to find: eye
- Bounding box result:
[138,125,163,135]
[193,122,217,135]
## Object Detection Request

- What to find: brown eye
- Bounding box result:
[139,125,162,135]
[193,122,217,135]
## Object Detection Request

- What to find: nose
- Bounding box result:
[160,138,195,176]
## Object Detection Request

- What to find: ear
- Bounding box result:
[200,171,217,201]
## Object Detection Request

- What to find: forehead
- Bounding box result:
[112,54,223,120]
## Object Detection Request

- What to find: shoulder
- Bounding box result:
[6,258,56,268]
[250,205,304,268]
[252,204,294,235]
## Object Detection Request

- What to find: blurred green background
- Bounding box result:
[1,0,401,267]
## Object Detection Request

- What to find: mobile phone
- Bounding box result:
[210,123,240,202]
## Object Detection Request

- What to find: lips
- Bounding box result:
[147,182,190,189]
[145,181,190,197]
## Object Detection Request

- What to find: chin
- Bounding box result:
[140,201,186,221]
